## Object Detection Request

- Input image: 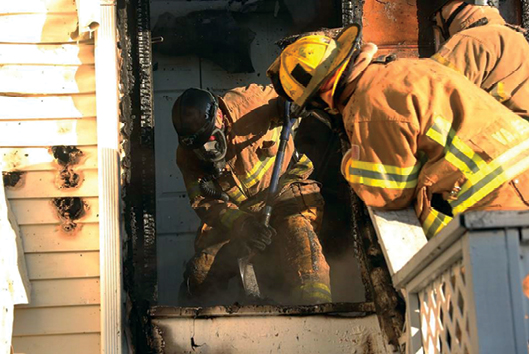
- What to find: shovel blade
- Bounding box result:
[238,255,261,298]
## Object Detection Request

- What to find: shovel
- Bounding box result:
[238,101,296,298]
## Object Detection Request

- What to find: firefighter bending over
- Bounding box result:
[172,85,331,305]
[267,24,529,238]
[428,0,529,119]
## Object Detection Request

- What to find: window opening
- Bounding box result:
[149,0,369,309]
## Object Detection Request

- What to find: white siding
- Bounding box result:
[0,0,100,352]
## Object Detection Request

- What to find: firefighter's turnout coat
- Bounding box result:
[177,84,330,304]
[431,6,529,119]
[339,59,529,238]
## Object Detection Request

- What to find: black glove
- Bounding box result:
[236,217,276,252]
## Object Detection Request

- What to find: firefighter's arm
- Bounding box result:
[176,149,252,231]
[341,120,420,210]
[431,33,493,87]
[251,84,287,124]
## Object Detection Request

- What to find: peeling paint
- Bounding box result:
[52,197,88,232]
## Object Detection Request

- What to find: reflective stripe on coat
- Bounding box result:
[340,59,529,237]
[176,84,315,233]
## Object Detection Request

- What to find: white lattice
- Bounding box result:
[418,260,471,354]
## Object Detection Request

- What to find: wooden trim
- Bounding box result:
[367,207,427,276]
[461,210,529,230]
[393,214,467,289]
[95,1,122,353]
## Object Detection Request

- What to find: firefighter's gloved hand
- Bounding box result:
[237,217,275,252]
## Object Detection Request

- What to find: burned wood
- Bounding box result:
[349,190,405,348]
[2,171,24,187]
[274,0,361,49]
[342,0,364,26]
[150,302,376,318]
[52,197,88,232]
[152,10,256,73]
[275,28,344,49]
[118,0,157,352]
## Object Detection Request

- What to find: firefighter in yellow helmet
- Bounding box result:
[267,24,529,238]
[172,85,331,305]
[427,0,529,120]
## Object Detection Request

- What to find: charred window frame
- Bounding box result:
[118,0,157,351]
[117,0,410,351]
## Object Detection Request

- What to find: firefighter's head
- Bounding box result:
[427,0,499,46]
[172,88,228,176]
[267,24,362,113]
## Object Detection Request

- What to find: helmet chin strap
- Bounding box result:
[440,2,469,39]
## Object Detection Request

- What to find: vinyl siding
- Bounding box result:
[0,0,100,352]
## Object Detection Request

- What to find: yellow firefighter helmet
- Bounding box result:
[267,24,361,108]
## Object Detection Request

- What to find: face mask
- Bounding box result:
[193,127,228,178]
[193,126,227,161]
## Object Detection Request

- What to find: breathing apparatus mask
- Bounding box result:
[192,125,228,178]
[172,88,228,178]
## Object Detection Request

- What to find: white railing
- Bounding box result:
[391,210,529,354]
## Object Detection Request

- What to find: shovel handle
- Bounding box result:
[261,101,295,227]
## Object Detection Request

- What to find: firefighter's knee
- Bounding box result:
[183,250,216,296]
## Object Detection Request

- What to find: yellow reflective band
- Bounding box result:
[427,115,488,175]
[422,208,453,239]
[290,154,313,174]
[303,291,333,302]
[240,126,281,189]
[344,159,420,189]
[450,138,529,214]
[220,209,246,229]
[298,282,332,302]
[427,115,529,214]
[490,82,509,103]
[431,53,460,73]
[299,282,331,294]
[187,181,201,200]
[225,186,246,205]
[426,115,451,146]
[280,154,314,185]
